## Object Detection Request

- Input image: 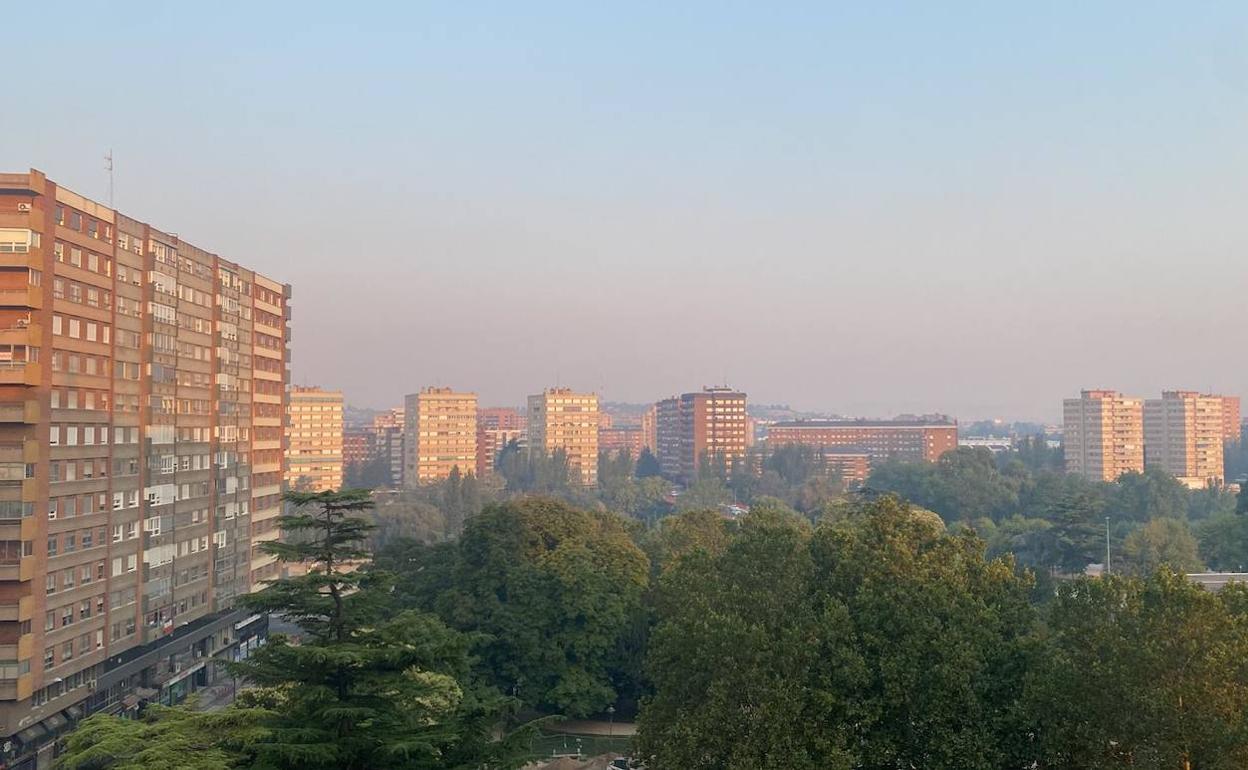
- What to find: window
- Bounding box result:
[47,536,57,556]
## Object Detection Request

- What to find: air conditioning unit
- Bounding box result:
[16,203,31,212]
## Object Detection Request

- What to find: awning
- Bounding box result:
[121,694,141,708]
[16,723,47,745]
[65,704,84,720]
[44,713,68,732]
[136,687,158,699]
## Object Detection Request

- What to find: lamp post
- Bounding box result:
[607,705,615,739]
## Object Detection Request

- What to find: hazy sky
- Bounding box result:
[6,3,1248,422]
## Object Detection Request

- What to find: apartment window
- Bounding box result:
[47,536,57,556]
[44,647,54,668]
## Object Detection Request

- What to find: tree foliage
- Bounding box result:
[382,497,651,717]
[637,495,1035,770]
[1024,572,1248,768]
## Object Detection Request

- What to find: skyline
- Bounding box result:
[6,3,1248,421]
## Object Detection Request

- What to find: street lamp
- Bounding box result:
[607,705,616,738]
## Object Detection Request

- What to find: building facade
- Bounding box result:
[1219,395,1241,443]
[527,389,599,486]
[1144,391,1224,489]
[285,387,343,492]
[599,425,645,459]
[404,388,477,485]
[475,407,524,479]
[1063,390,1145,481]
[0,169,289,768]
[367,408,404,488]
[342,429,373,469]
[654,387,749,480]
[765,418,957,464]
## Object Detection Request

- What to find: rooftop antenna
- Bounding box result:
[104,150,114,208]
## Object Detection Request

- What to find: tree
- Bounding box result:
[1023,571,1248,769]
[55,704,266,770]
[402,497,651,717]
[638,496,1035,770]
[635,448,662,478]
[234,489,529,770]
[1198,511,1248,571]
[1120,517,1204,575]
[1110,468,1190,522]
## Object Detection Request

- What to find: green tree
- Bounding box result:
[1023,571,1248,769]
[235,489,528,770]
[1120,517,1204,575]
[635,448,662,478]
[1198,511,1248,571]
[55,705,266,770]
[1110,468,1190,522]
[638,496,1035,770]
[411,497,651,717]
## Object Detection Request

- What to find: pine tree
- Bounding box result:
[235,489,531,770]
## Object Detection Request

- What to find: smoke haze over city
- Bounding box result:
[5,3,1248,420]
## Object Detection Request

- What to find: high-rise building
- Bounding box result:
[527,388,599,486]
[404,388,477,485]
[1217,395,1241,443]
[343,429,373,469]
[1063,390,1145,481]
[766,417,957,464]
[286,387,343,492]
[368,408,404,488]
[476,407,524,478]
[640,404,657,456]
[599,425,645,459]
[654,387,749,480]
[1144,391,1224,489]
[0,169,288,765]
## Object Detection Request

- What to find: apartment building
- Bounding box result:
[1063,390,1144,481]
[1219,395,1241,443]
[367,408,404,488]
[286,387,343,492]
[640,404,657,456]
[0,169,288,768]
[654,387,749,480]
[1144,391,1224,489]
[527,389,599,486]
[476,407,524,478]
[342,429,372,469]
[599,425,645,459]
[403,388,477,485]
[766,418,957,464]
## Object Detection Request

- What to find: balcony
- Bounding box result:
[0,400,39,423]
[0,287,42,310]
[0,320,39,347]
[0,605,16,621]
[0,361,41,386]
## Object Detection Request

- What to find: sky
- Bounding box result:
[5,2,1248,422]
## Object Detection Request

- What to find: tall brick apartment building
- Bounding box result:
[0,169,290,768]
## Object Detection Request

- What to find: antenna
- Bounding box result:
[104,150,114,208]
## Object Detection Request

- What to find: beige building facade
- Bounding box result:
[286,387,344,492]
[527,388,599,486]
[404,388,477,485]
[1144,391,1224,489]
[1063,390,1145,481]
